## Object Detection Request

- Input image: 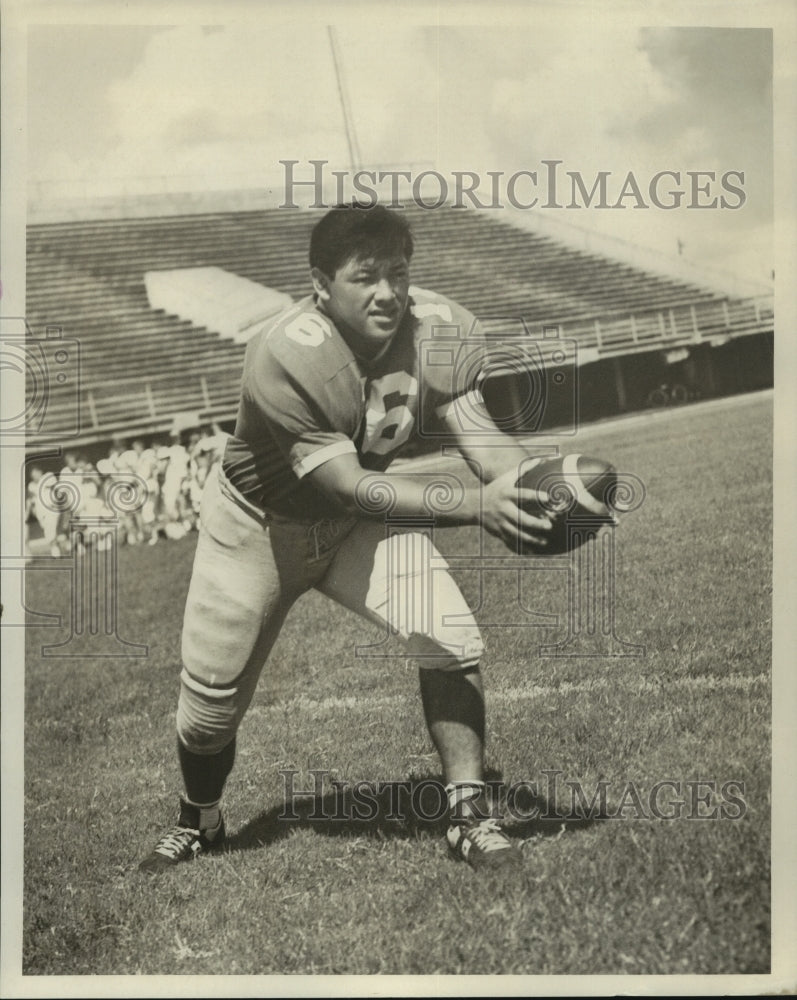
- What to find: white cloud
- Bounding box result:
[486,31,678,173]
[35,24,353,185]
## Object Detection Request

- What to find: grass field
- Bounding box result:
[21,392,772,977]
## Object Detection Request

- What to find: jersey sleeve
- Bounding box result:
[242,322,360,479]
[409,287,490,421]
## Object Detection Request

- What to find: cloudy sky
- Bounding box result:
[25,14,774,286]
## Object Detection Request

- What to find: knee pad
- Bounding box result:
[176,670,243,755]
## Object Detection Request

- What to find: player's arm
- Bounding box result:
[305,450,552,550]
[439,388,535,484]
[421,302,536,484]
[439,386,554,548]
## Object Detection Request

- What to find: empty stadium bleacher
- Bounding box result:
[25,205,773,444]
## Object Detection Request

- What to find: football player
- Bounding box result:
[139,204,552,873]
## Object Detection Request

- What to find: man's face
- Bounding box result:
[313,252,410,361]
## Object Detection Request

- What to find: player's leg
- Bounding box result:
[317,523,521,869]
[139,469,299,873]
[161,475,186,539]
[417,663,484,785]
[318,524,486,778]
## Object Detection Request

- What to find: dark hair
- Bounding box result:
[309,203,414,277]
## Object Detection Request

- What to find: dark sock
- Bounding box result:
[177,736,236,807]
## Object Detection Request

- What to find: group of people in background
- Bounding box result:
[25,424,228,558]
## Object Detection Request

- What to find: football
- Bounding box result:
[515,453,617,555]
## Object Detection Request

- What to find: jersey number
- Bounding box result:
[361,372,418,456]
[285,313,332,346]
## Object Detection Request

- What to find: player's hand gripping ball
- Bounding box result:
[516,454,617,555]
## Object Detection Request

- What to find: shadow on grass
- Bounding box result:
[227,769,603,853]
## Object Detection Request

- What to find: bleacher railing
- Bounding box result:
[482,293,773,358]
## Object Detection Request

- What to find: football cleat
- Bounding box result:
[447,817,522,870]
[138,798,226,874]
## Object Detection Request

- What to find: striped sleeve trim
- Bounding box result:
[293,439,358,479]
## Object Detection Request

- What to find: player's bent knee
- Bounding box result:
[369,531,484,670]
[176,669,243,755]
[408,629,484,672]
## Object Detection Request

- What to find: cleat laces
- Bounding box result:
[153,826,202,862]
[465,818,511,853]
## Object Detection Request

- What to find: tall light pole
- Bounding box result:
[328,26,362,172]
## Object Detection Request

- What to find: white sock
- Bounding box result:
[185,798,222,831]
[445,780,486,820]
